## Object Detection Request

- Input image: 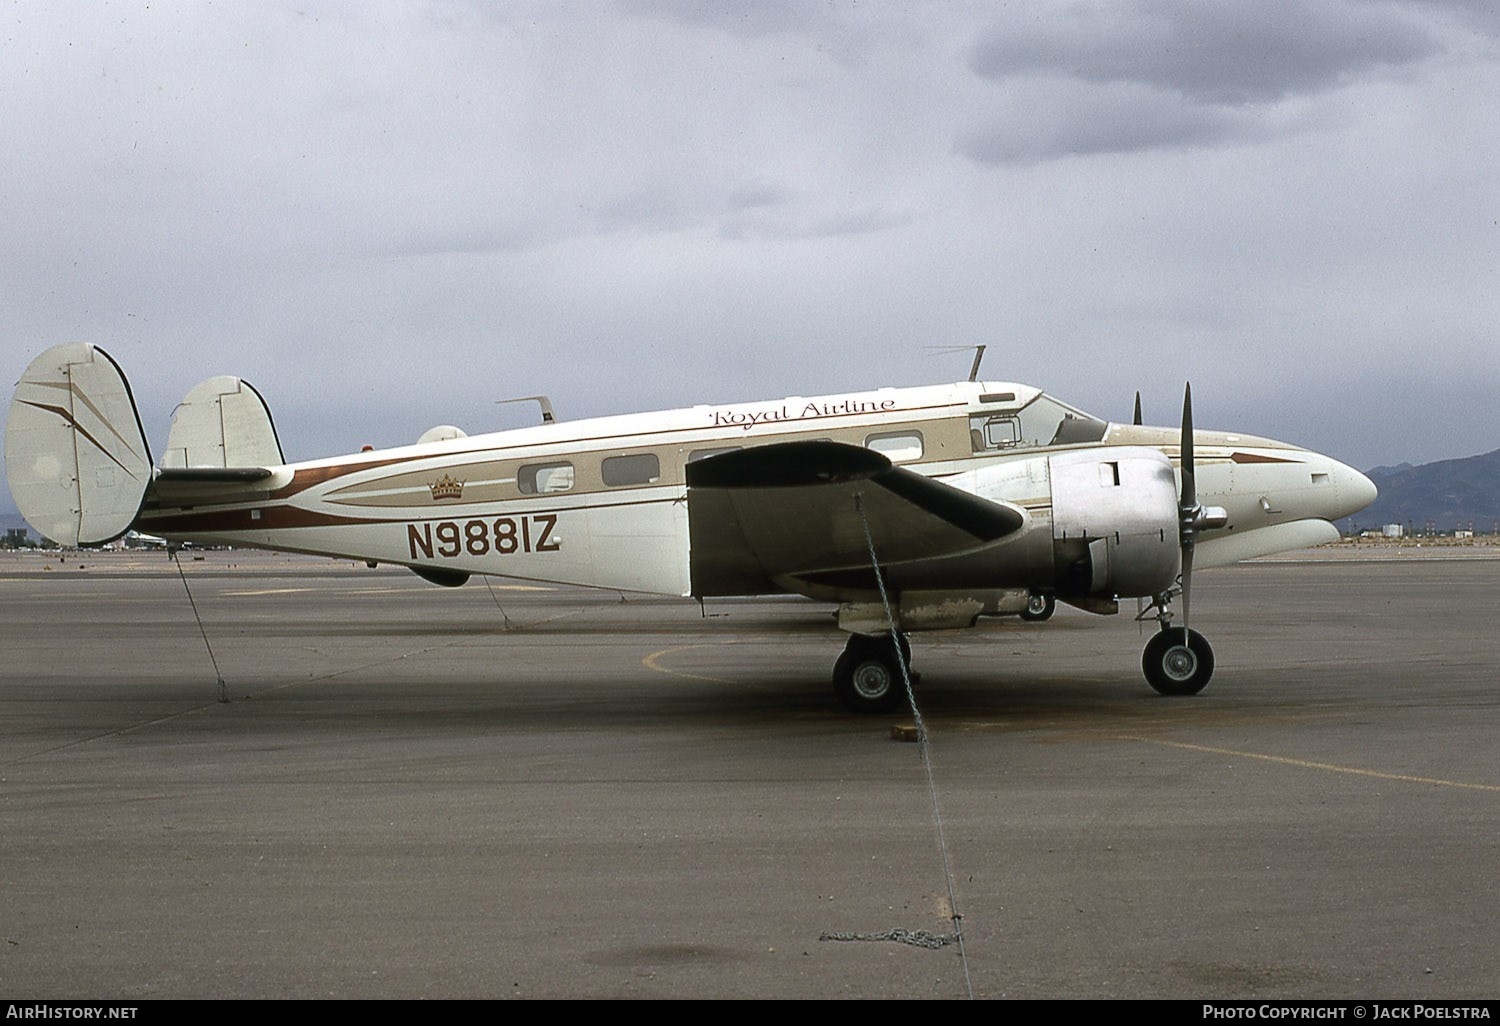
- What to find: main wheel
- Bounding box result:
[832,635,909,714]
[1142,627,1214,695]
[1019,593,1056,622]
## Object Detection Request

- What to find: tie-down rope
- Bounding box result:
[171,547,228,703]
[852,493,974,999]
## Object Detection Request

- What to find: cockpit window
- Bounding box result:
[969,394,1106,452]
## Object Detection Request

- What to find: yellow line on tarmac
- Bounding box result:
[221,587,317,596]
[1119,736,1500,793]
[641,645,739,685]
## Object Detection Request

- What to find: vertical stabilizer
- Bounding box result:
[5,343,152,545]
[162,375,284,469]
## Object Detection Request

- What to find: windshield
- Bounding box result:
[969,394,1107,453]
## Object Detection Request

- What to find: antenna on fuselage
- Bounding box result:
[495,395,557,424]
[924,344,987,382]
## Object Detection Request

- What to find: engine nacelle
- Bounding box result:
[1047,447,1180,598]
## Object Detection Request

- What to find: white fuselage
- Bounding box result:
[137,380,1376,598]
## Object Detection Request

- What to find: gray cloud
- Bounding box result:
[959,0,1451,164]
[957,80,1261,164]
[968,0,1443,104]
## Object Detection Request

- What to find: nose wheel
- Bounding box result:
[1142,626,1214,695]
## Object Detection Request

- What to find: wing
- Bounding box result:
[685,440,1024,597]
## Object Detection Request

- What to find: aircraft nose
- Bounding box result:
[1332,460,1378,519]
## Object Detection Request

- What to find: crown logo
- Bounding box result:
[428,474,465,501]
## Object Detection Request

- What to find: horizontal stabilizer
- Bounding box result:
[148,466,286,507]
[162,375,284,469]
[6,343,153,546]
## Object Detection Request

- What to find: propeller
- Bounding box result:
[1175,383,1228,634]
[1132,389,1146,630]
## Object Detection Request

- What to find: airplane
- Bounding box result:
[5,342,1376,713]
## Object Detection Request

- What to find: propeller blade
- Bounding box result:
[1133,391,1143,426]
[1179,381,1196,635]
[1180,381,1196,509]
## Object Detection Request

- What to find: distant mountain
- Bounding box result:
[1344,448,1500,533]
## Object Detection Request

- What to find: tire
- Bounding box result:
[1142,627,1214,696]
[832,635,909,714]
[1019,593,1056,622]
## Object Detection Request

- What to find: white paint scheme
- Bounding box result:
[6,345,1376,595]
[5,342,1379,708]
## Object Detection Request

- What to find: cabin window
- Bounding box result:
[688,446,741,463]
[865,431,924,462]
[602,453,661,487]
[517,461,575,494]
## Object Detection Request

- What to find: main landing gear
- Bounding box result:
[831,632,912,714]
[1019,592,1056,622]
[1137,590,1215,696]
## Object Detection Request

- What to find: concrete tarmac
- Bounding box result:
[1,547,1497,999]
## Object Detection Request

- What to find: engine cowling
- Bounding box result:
[1047,447,1180,599]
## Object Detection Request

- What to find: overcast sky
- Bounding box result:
[4,0,1497,517]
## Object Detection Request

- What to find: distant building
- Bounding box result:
[1382,524,1404,538]
[3,527,30,548]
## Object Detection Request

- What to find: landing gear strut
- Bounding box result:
[831,632,911,714]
